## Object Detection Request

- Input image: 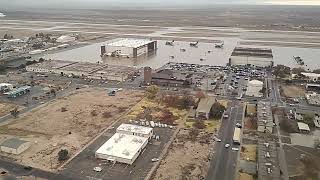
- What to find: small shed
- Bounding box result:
[0,138,31,155]
[297,122,310,133]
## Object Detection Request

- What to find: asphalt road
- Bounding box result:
[0,157,74,180]
[206,101,244,180]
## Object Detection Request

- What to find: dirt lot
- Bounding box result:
[239,172,254,180]
[0,88,143,171]
[0,102,20,117]
[281,85,305,98]
[240,145,257,162]
[153,129,213,180]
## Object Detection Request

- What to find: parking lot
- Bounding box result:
[61,121,174,180]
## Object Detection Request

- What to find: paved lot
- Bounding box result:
[61,122,174,180]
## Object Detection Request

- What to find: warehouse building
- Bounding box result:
[257,100,274,133]
[26,60,76,73]
[57,62,105,77]
[95,133,148,165]
[246,80,264,97]
[116,124,153,139]
[229,47,274,67]
[144,67,191,87]
[88,65,137,82]
[0,138,31,155]
[101,38,157,58]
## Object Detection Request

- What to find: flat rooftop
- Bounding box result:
[106,38,154,48]
[231,47,273,58]
[58,62,105,73]
[117,124,153,135]
[95,133,148,160]
[93,65,136,76]
[27,60,75,69]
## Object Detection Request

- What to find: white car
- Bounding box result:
[236,123,242,128]
[151,158,160,162]
[215,137,221,142]
[232,147,239,151]
[223,114,229,119]
[225,143,230,148]
[93,167,102,172]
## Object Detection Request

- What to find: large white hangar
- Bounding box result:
[95,133,148,165]
[229,47,274,67]
[101,38,157,58]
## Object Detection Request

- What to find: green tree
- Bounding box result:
[0,65,6,73]
[303,114,315,127]
[145,85,159,99]
[273,65,291,78]
[210,102,226,119]
[292,67,306,74]
[58,149,69,161]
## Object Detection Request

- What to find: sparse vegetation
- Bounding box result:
[193,120,206,129]
[145,85,159,99]
[58,149,69,161]
[10,107,19,118]
[102,111,112,118]
[90,110,98,116]
[61,107,68,112]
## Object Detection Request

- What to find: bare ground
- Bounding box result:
[0,88,144,171]
[153,129,213,180]
[0,102,20,117]
[281,85,305,98]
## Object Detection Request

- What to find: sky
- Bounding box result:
[1,0,320,9]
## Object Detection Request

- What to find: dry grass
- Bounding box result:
[0,102,22,117]
[125,98,188,126]
[240,145,257,162]
[281,85,305,98]
[246,104,256,116]
[153,129,212,180]
[239,172,254,180]
[0,88,143,171]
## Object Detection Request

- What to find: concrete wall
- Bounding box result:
[230,56,273,67]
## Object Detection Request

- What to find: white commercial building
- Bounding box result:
[95,133,148,164]
[301,72,320,82]
[297,122,310,133]
[116,124,153,139]
[246,80,264,97]
[0,138,31,155]
[229,47,274,67]
[101,38,157,58]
